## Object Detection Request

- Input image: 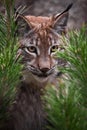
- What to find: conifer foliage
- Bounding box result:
[45,28,87,130]
[0,0,22,126]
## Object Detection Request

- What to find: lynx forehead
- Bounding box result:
[25,16,52,27]
[18,4,72,85]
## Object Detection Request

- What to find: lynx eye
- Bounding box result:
[27,46,37,53]
[51,45,58,53]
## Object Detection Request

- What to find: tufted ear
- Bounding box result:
[15,13,33,37]
[52,3,73,34]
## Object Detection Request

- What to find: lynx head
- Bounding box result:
[17,4,72,85]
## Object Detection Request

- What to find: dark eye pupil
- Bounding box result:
[30,47,34,50]
[53,46,56,49]
[51,45,58,52]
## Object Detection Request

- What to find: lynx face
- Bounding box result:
[17,5,72,84]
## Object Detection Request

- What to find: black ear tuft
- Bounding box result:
[53,3,73,35]
[62,3,73,14]
[55,3,73,20]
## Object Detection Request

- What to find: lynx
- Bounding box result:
[18,4,72,86]
[2,4,72,130]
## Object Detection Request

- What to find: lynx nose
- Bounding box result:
[38,58,51,73]
[40,68,49,73]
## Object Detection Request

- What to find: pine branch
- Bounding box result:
[57,28,87,106]
[45,27,87,130]
[45,82,87,130]
[0,0,22,126]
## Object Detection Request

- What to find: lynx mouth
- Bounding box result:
[27,65,56,78]
[32,72,51,78]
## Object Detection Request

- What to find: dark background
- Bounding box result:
[0,0,87,29]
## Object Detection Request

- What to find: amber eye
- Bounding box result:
[27,46,37,53]
[51,45,58,53]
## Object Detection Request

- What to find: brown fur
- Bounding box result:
[1,82,46,130]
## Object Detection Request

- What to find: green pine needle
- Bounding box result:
[0,0,22,125]
[45,27,87,130]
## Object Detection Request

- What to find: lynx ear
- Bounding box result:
[53,3,73,34]
[15,14,32,37]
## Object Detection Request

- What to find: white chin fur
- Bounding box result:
[33,75,49,83]
[22,70,50,85]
